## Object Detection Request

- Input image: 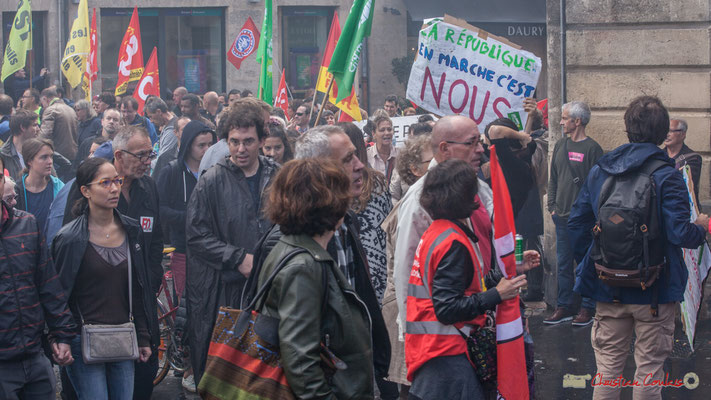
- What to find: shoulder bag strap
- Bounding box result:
[127,246,133,321]
[562,138,583,188]
[76,240,134,323]
[251,248,309,312]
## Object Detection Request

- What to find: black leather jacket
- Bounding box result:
[51,210,160,351]
[246,211,392,378]
[431,221,503,325]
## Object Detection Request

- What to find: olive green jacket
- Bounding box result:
[258,234,375,399]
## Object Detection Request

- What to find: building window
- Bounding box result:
[100,8,224,95]
[2,11,46,79]
[280,6,334,99]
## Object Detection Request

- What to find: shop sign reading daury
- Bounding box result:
[407,16,542,129]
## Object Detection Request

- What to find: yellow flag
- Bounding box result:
[61,0,89,88]
[1,0,33,82]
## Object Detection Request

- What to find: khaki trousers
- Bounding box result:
[591,302,675,400]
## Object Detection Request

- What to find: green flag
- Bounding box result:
[1,0,33,82]
[256,0,273,105]
[328,0,374,103]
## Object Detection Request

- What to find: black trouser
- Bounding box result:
[132,352,159,400]
[523,234,544,298]
[376,373,400,400]
[0,352,56,400]
[60,366,77,400]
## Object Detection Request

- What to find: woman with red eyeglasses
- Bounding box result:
[52,157,158,399]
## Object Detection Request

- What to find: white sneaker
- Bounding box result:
[182,374,197,393]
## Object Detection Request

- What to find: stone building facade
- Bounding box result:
[1,0,409,112]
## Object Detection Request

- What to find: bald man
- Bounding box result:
[172,87,187,116]
[201,91,223,125]
[391,115,492,339]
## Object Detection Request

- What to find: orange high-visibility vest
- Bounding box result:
[405,219,487,381]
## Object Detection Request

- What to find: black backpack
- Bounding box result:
[590,158,668,315]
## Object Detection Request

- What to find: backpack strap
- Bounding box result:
[638,158,668,317]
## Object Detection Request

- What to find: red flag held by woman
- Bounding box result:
[490,145,529,400]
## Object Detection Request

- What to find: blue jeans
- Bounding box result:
[65,337,135,400]
[553,214,595,310]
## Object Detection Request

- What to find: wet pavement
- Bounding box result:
[152,300,711,400]
[528,305,711,399]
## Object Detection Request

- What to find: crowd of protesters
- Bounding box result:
[0,64,708,400]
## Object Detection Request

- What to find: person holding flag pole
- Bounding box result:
[1,0,48,105]
[405,156,539,399]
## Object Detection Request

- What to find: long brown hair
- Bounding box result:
[352,168,387,213]
[21,138,53,176]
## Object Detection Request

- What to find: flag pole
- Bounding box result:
[307,88,319,125]
[314,79,333,126]
[28,17,33,90]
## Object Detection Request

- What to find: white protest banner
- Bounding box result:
[406,15,541,129]
[680,166,710,352]
[354,115,438,147]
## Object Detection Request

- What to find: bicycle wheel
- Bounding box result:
[153,299,173,386]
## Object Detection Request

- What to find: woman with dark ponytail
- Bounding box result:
[52,158,159,399]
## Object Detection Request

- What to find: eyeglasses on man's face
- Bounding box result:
[121,150,157,163]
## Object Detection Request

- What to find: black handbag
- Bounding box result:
[457,311,497,392]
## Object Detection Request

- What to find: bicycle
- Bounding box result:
[153,246,189,386]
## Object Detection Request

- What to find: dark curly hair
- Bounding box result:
[420,159,479,220]
[266,158,352,236]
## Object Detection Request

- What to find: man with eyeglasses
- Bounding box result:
[288,104,311,134]
[60,125,163,399]
[393,115,491,347]
[185,100,280,386]
[198,97,271,174]
[664,118,701,202]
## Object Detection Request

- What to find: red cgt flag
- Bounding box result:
[227,17,260,70]
[274,69,289,121]
[81,8,98,101]
[115,7,144,95]
[133,47,159,115]
[490,145,529,400]
[87,8,98,83]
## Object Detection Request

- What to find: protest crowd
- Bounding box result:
[2,2,711,400]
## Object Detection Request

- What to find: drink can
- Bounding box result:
[515,234,524,266]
